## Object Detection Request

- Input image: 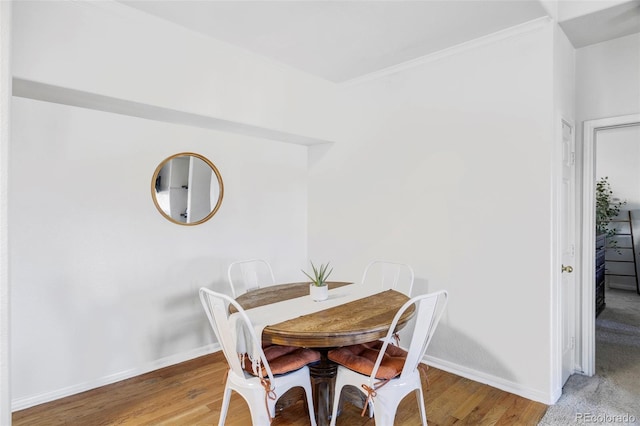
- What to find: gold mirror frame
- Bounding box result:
[151,152,224,226]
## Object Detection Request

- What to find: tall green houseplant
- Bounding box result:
[596,176,626,238]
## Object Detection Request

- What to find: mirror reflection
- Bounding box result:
[151,153,224,225]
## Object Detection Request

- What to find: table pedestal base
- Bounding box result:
[274,355,368,425]
[309,351,337,426]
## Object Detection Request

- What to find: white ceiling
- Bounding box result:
[559,0,640,48]
[119,0,640,83]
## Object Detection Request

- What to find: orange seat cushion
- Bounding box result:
[244,345,321,377]
[328,341,408,380]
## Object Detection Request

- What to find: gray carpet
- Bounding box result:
[540,288,640,425]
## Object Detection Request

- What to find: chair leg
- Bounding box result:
[415,388,427,426]
[329,386,344,426]
[418,363,430,389]
[246,392,273,426]
[370,400,398,426]
[304,386,318,426]
[218,387,232,426]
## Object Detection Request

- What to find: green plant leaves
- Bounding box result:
[301,261,333,287]
[595,176,626,240]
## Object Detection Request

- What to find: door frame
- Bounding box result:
[0,1,11,423]
[552,114,578,403]
[580,113,640,376]
[559,118,576,387]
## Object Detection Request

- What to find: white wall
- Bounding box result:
[308,22,557,402]
[12,0,341,143]
[554,27,576,122]
[0,1,12,423]
[9,0,329,409]
[10,97,309,408]
[575,30,640,247]
[596,125,640,209]
[576,33,640,124]
[574,31,640,222]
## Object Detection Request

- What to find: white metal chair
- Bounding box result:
[354,260,415,418]
[328,290,448,426]
[361,260,415,296]
[199,288,318,426]
[227,258,276,298]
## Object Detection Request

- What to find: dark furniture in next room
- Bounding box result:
[596,232,606,316]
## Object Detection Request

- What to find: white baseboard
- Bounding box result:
[11,343,221,412]
[424,355,553,405]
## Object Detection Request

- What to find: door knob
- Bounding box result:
[562,264,573,273]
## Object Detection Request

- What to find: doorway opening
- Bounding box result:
[579,113,640,376]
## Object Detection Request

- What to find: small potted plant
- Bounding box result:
[302,261,333,301]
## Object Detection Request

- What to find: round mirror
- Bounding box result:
[151,152,224,225]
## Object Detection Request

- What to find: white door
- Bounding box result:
[561,120,576,385]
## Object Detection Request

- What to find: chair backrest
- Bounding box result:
[361,260,415,296]
[199,288,274,381]
[227,259,276,298]
[370,290,448,381]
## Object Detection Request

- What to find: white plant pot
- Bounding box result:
[309,284,328,302]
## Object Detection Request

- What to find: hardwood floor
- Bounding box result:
[12,352,548,425]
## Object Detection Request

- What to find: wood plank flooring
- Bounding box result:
[12,352,548,425]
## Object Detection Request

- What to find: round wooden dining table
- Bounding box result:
[234,281,414,426]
